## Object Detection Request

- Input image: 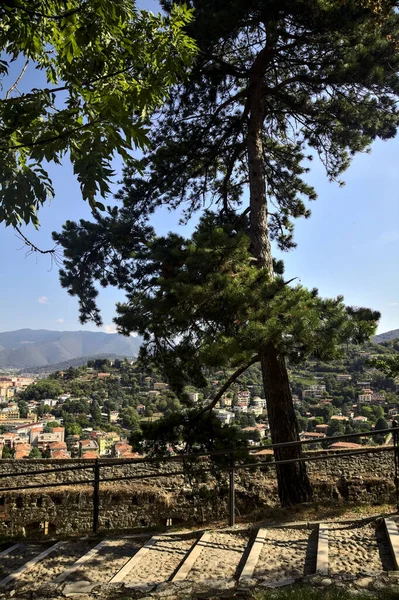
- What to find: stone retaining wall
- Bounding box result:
[0,448,395,538]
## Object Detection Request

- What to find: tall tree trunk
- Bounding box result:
[247,60,313,506]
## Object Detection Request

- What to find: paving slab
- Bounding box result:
[239,528,266,580]
[54,541,108,584]
[385,519,399,570]
[316,523,329,575]
[109,536,159,583]
[0,545,20,558]
[171,532,211,582]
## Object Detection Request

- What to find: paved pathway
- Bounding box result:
[0,517,398,597]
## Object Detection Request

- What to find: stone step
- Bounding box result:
[114,532,199,587]
[0,543,51,582]
[185,531,249,582]
[0,541,63,588]
[2,518,397,595]
[328,520,394,575]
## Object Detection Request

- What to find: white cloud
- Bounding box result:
[379,231,399,244]
[104,324,117,334]
[389,302,398,307]
[38,296,49,304]
[56,318,64,323]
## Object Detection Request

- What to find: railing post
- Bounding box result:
[93,459,100,534]
[392,421,399,512]
[228,455,235,527]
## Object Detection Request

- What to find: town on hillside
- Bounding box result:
[0,338,398,460]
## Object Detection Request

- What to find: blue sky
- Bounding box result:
[1,2,398,336]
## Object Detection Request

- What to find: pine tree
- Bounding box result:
[54,0,399,505]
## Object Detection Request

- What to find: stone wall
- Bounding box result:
[0,448,395,538]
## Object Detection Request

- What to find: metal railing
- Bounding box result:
[0,426,397,533]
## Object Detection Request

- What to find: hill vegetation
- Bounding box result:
[0,329,141,369]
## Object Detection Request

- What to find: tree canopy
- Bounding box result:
[0,0,197,228]
[55,209,380,396]
[54,0,399,505]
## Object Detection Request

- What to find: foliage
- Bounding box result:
[137,408,249,467]
[0,0,197,227]
[375,416,389,430]
[19,379,63,401]
[43,420,60,432]
[55,210,380,395]
[28,446,42,458]
[252,585,399,600]
[1,445,13,458]
[370,355,399,378]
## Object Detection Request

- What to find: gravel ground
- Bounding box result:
[0,542,53,580]
[68,538,148,583]
[13,540,98,590]
[189,532,248,581]
[328,522,385,575]
[254,527,310,582]
[124,534,197,585]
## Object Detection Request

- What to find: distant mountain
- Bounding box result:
[24,354,132,374]
[373,329,399,344]
[0,329,141,369]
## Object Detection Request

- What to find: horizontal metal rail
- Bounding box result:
[0,445,393,494]
[0,427,394,481]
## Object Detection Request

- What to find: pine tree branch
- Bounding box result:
[195,355,260,418]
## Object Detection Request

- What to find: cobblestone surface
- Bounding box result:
[189,532,248,581]
[254,527,310,581]
[328,522,385,575]
[124,534,197,585]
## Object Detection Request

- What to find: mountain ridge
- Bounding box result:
[373,329,399,344]
[0,329,141,368]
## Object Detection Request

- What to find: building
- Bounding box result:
[330,415,349,422]
[153,382,168,391]
[358,393,373,405]
[97,372,111,380]
[221,395,233,408]
[302,385,326,399]
[14,443,31,459]
[251,397,266,409]
[109,411,120,423]
[336,374,352,382]
[233,404,248,413]
[315,424,329,434]
[188,392,199,403]
[247,406,263,417]
[242,426,266,439]
[80,439,99,455]
[114,441,135,457]
[330,442,362,450]
[214,409,234,424]
[82,450,99,459]
[51,449,71,459]
[92,431,119,455]
[353,416,368,423]
[0,404,20,420]
[299,432,326,441]
[36,431,65,452]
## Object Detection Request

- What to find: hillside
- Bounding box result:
[0,329,141,368]
[373,329,399,344]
